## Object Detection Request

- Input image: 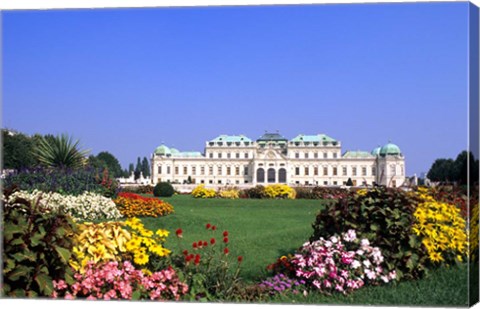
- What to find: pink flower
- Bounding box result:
[323,279,332,288]
[86,295,97,300]
[65,292,75,300]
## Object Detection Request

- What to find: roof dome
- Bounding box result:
[371,146,381,156]
[154,144,171,155]
[379,142,401,156]
[170,148,180,154]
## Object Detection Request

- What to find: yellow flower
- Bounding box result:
[134,251,149,265]
[155,229,170,238]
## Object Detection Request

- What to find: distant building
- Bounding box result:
[150,132,406,187]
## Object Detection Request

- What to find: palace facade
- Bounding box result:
[150,132,406,187]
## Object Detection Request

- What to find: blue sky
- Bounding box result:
[2,2,471,176]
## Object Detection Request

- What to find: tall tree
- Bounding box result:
[128,163,135,176]
[134,157,142,180]
[427,158,456,183]
[2,130,37,169]
[141,157,150,177]
[96,151,123,178]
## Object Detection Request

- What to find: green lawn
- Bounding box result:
[138,194,471,306]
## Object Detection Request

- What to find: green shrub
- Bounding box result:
[240,185,265,199]
[310,187,427,281]
[121,185,154,194]
[154,182,175,197]
[2,188,77,297]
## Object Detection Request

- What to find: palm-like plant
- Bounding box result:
[35,134,90,169]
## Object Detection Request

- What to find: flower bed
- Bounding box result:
[114,192,174,217]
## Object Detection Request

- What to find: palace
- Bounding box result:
[150,132,406,187]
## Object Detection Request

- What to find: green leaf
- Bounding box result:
[55,246,71,264]
[9,238,25,246]
[4,259,16,273]
[131,290,142,300]
[8,265,34,281]
[35,273,54,296]
[64,271,75,286]
[370,224,379,231]
[12,251,36,263]
[12,289,27,297]
[408,235,418,248]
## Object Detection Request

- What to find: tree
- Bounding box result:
[96,151,123,178]
[2,130,37,169]
[453,151,479,186]
[427,158,456,183]
[34,134,89,169]
[345,178,353,186]
[134,157,142,180]
[141,157,150,177]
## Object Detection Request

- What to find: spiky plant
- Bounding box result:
[35,134,90,169]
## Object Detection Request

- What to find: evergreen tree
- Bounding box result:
[141,157,150,177]
[134,157,142,180]
[128,163,135,176]
[2,130,37,169]
[96,151,123,178]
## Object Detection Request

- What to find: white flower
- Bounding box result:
[360,239,370,247]
[363,259,372,268]
[330,236,339,244]
[351,260,361,269]
[343,229,357,242]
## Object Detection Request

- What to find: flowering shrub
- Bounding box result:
[168,223,244,301]
[294,187,350,200]
[263,184,296,199]
[412,188,467,264]
[470,200,479,262]
[7,190,122,221]
[292,230,395,295]
[191,185,216,198]
[114,192,174,217]
[218,188,240,199]
[53,261,188,300]
[311,187,424,280]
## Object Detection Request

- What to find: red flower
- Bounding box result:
[223,237,229,244]
[183,250,189,256]
[210,238,216,245]
[194,254,201,265]
[212,225,217,231]
[203,241,208,247]
[175,228,183,237]
[237,256,243,263]
[206,223,211,229]
[224,248,229,255]
[186,254,194,263]
[192,242,198,249]
[198,241,203,248]
[223,231,229,237]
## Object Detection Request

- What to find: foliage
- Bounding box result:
[2,130,38,169]
[294,186,350,200]
[120,185,154,194]
[310,187,425,280]
[427,158,457,183]
[218,187,240,199]
[290,230,395,295]
[258,274,306,296]
[2,189,77,297]
[153,181,175,197]
[167,223,244,301]
[8,190,123,221]
[90,151,124,178]
[263,184,296,199]
[191,184,217,198]
[3,167,113,197]
[427,151,479,185]
[53,261,188,300]
[95,168,120,198]
[141,157,151,177]
[240,185,265,199]
[114,192,174,217]
[412,188,467,264]
[34,133,90,169]
[470,200,479,263]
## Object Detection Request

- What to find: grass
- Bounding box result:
[138,194,471,306]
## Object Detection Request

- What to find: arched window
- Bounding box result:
[268,168,276,183]
[278,168,287,183]
[257,168,265,183]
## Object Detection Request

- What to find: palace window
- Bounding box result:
[352,167,357,176]
[295,167,300,176]
[305,167,309,176]
[372,166,376,175]
[175,166,179,175]
[323,167,328,176]
[209,153,213,158]
[295,153,299,159]
[362,167,367,176]
[236,153,240,159]
[192,166,196,175]
[323,152,328,159]
[209,166,213,175]
[235,166,240,175]
[244,153,249,159]
[342,166,347,176]
[314,152,318,159]
[227,166,231,175]
[218,153,222,159]
[167,166,171,174]
[391,165,396,175]
[244,166,249,175]
[201,166,205,175]
[314,167,318,176]
[333,167,337,176]
[158,166,162,174]
[218,166,222,175]
[227,153,231,159]
[183,166,188,175]
[305,153,309,159]
[333,153,337,158]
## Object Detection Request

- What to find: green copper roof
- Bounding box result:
[154,144,171,155]
[380,142,401,156]
[257,132,288,142]
[343,151,374,159]
[371,146,381,156]
[290,134,337,143]
[170,148,180,154]
[210,134,252,143]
